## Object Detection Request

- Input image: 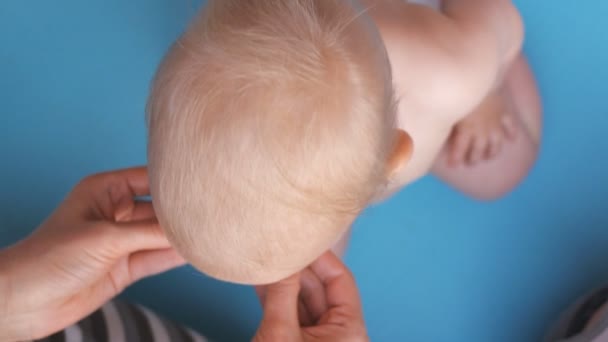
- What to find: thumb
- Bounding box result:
[257,273,301,339]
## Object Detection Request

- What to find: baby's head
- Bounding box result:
[147,0,412,284]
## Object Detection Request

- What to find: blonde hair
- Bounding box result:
[147,0,397,284]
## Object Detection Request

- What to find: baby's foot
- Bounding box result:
[448,88,518,166]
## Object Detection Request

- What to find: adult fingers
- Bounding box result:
[68,167,151,220]
[255,284,318,326]
[116,201,156,223]
[82,167,150,197]
[92,248,184,309]
[112,219,172,255]
[107,168,152,222]
[299,267,328,324]
[309,252,362,314]
[128,248,186,283]
[298,297,315,327]
[255,286,266,306]
[131,201,156,221]
[259,273,301,332]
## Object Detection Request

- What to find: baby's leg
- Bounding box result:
[431,55,542,200]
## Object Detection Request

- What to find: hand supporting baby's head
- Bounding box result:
[146,0,407,284]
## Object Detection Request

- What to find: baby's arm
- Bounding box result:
[368,0,523,118]
[364,0,528,184]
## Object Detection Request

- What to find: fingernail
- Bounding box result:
[111,185,133,222]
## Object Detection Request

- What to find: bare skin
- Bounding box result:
[146,0,542,281]
[362,0,542,201]
[432,55,542,199]
[331,0,542,258]
[447,88,519,167]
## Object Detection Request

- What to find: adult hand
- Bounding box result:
[254,252,369,342]
[0,167,184,341]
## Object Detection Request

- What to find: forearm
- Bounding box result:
[0,247,31,342]
[0,248,17,342]
[442,0,524,65]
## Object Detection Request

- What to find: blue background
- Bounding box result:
[1,1,607,341]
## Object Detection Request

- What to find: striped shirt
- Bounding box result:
[35,301,208,342]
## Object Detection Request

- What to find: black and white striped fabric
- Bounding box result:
[545,287,608,342]
[35,301,208,342]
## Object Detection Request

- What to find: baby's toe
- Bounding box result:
[449,129,473,166]
[502,114,518,141]
[485,132,502,159]
[467,135,487,165]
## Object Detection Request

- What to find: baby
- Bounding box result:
[146,0,541,284]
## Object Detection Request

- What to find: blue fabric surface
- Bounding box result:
[1,1,607,341]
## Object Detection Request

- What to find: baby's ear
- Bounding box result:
[385,129,413,179]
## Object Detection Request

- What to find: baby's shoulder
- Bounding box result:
[369,2,496,119]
